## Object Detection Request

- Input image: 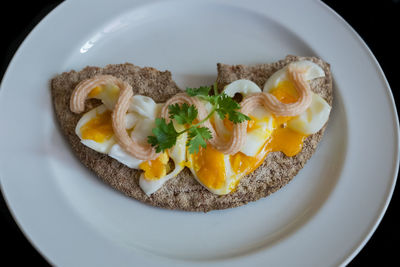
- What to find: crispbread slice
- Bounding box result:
[51,55,332,212]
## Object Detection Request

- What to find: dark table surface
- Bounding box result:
[1,1,398,266]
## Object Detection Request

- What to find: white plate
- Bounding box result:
[0,0,398,266]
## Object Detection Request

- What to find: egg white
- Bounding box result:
[75,105,116,153]
[88,84,120,110]
[240,107,274,157]
[108,144,143,168]
[223,79,262,97]
[287,93,331,134]
[128,95,160,119]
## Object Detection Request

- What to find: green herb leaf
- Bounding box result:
[147,118,179,153]
[227,110,251,124]
[214,93,250,123]
[168,103,198,125]
[186,86,211,97]
[217,93,241,114]
[187,127,212,154]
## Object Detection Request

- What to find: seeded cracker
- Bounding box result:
[51,55,332,212]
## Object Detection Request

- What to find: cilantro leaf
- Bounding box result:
[218,93,241,111]
[168,103,198,125]
[186,86,211,97]
[147,118,178,153]
[215,93,250,123]
[227,110,251,124]
[186,85,218,103]
[215,93,238,120]
[187,127,212,154]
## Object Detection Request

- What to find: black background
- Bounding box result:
[0,1,398,266]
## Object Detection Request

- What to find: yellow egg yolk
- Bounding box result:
[230,124,306,176]
[221,115,263,134]
[222,116,234,131]
[269,80,299,104]
[88,85,120,101]
[80,110,114,142]
[191,145,226,189]
[269,125,306,156]
[139,152,169,180]
[230,150,265,176]
[88,86,102,98]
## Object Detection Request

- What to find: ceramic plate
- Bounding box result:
[0,0,398,266]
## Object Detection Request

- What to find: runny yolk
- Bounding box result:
[191,145,225,189]
[230,150,265,176]
[268,80,306,156]
[247,115,263,132]
[222,115,261,132]
[230,126,306,176]
[81,110,114,143]
[230,81,306,178]
[269,80,299,104]
[139,152,169,180]
[269,125,306,156]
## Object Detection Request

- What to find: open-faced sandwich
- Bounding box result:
[51,55,332,212]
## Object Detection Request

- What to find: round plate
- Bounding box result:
[0,0,398,266]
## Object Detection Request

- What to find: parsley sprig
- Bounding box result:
[147,83,250,154]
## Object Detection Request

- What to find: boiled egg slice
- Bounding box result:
[263,60,331,135]
[187,145,234,195]
[186,143,270,195]
[287,93,331,134]
[75,104,116,153]
[128,95,161,119]
[139,122,187,195]
[264,60,325,92]
[217,80,274,157]
[76,94,162,167]
[240,107,274,157]
[76,104,147,167]
[223,79,262,97]
[108,144,143,168]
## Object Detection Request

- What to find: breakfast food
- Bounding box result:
[51,55,332,211]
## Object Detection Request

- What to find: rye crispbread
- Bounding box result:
[51,55,332,212]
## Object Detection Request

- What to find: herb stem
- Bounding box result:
[177,106,217,135]
[213,82,218,96]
